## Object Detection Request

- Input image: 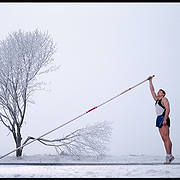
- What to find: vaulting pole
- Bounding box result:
[0,75,155,160]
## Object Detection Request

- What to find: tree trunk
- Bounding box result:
[16,130,22,157]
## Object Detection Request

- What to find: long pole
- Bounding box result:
[0,75,155,160]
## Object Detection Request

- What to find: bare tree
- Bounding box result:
[23,120,113,156]
[0,29,112,158]
[0,29,58,157]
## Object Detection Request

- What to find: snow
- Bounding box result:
[0,154,179,178]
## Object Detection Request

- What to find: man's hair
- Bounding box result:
[160,89,166,97]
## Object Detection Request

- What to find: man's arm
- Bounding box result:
[148,76,158,101]
[162,97,170,126]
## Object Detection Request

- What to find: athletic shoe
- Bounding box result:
[164,155,174,164]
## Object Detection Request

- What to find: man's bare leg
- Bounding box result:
[159,125,172,154]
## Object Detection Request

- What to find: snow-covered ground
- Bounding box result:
[0,154,179,178]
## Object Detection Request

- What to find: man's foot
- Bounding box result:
[164,155,174,164]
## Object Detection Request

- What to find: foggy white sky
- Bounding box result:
[0,2,180,157]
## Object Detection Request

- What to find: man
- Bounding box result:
[148,76,174,164]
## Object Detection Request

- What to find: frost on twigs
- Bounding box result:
[24,120,113,156]
[0,29,58,157]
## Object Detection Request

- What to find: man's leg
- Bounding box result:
[158,125,172,154]
[159,125,174,163]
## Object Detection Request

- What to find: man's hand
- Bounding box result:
[163,120,167,126]
[147,75,155,81]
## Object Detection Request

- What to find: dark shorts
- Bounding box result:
[156,115,170,128]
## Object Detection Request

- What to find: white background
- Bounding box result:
[0,2,179,157]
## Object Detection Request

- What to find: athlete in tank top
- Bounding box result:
[148,75,174,164]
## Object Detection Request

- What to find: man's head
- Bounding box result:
[157,89,166,97]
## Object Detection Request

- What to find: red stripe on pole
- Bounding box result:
[86,106,97,113]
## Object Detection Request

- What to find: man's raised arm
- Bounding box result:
[148,76,158,101]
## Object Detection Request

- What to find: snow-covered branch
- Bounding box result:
[23,120,113,156]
